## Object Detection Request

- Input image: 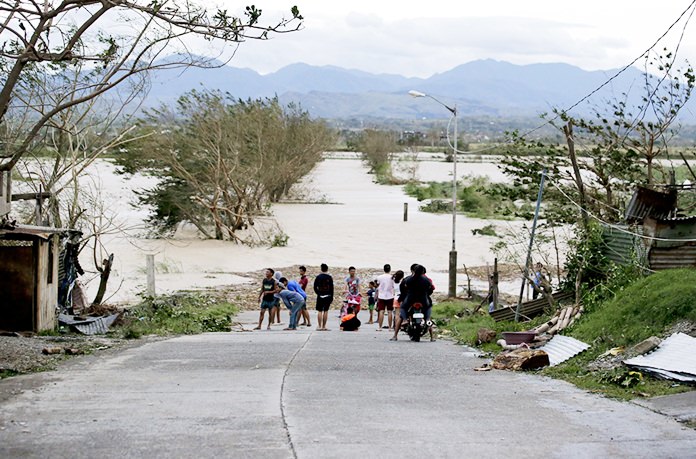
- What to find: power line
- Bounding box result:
[442,2,696,157]
[518,0,696,140]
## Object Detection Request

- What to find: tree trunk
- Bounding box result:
[92,253,113,305]
[563,121,590,230]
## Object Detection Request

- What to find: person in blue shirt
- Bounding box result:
[278,277,306,330]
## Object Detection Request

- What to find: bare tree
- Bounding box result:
[0,1,303,172]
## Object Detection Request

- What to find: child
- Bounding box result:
[366,281,377,324]
[340,306,361,331]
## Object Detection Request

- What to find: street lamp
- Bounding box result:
[409,90,458,298]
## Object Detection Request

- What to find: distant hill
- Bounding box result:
[145,59,694,123]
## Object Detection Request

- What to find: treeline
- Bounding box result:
[116,91,335,242]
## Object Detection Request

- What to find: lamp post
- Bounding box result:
[409,90,458,298]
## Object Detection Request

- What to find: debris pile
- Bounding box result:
[531,304,584,336]
[624,333,696,382]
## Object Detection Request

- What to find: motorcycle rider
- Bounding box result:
[390,264,434,341]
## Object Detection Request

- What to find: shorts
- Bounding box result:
[376,298,394,312]
[261,297,277,309]
[316,295,333,312]
[302,300,307,310]
[368,301,375,311]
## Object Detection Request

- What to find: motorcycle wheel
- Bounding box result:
[413,332,421,342]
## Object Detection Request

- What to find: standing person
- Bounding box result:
[314,263,334,331]
[276,283,305,331]
[298,266,312,327]
[255,268,277,330]
[530,262,549,300]
[366,281,377,324]
[344,266,362,315]
[375,263,395,330]
[272,270,283,324]
[392,270,405,328]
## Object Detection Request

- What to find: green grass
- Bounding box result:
[0,370,19,379]
[116,291,238,338]
[569,269,696,348]
[434,269,696,399]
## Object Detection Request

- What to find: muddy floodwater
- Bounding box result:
[73,154,558,304]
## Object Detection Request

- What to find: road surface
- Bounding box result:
[1,311,695,458]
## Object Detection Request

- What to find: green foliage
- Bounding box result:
[0,370,20,379]
[599,369,644,388]
[356,129,402,181]
[560,221,613,292]
[271,232,289,247]
[115,91,335,241]
[471,224,498,236]
[403,176,524,219]
[117,292,238,337]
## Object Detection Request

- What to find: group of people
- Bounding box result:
[255,263,435,340]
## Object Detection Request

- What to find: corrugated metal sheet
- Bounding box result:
[624,333,696,382]
[602,226,636,265]
[58,313,120,335]
[537,335,590,366]
[601,225,650,267]
[649,244,696,270]
[489,291,574,322]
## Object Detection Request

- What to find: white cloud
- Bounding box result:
[180,1,696,77]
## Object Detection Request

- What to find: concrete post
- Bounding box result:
[146,254,156,297]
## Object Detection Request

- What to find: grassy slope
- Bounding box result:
[569,268,696,347]
[433,269,696,399]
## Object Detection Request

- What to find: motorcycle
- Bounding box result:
[401,302,433,342]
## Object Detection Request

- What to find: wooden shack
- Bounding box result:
[0,224,63,332]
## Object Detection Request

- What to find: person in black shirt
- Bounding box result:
[391,264,433,341]
[313,263,334,331]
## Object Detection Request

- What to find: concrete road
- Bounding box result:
[1,311,695,458]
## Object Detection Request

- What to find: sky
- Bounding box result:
[204,0,696,77]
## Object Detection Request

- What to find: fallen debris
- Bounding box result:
[58,313,121,335]
[41,347,62,355]
[628,336,661,357]
[476,328,496,344]
[624,332,696,382]
[531,305,584,336]
[491,348,550,371]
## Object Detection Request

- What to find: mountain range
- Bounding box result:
[145,59,694,123]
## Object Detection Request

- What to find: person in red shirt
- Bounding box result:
[298,265,312,327]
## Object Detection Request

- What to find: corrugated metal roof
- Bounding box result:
[0,223,73,240]
[624,333,696,382]
[625,186,676,222]
[537,334,590,366]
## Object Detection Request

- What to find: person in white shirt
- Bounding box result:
[375,264,395,330]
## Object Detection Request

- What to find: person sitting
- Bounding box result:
[340,306,361,331]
